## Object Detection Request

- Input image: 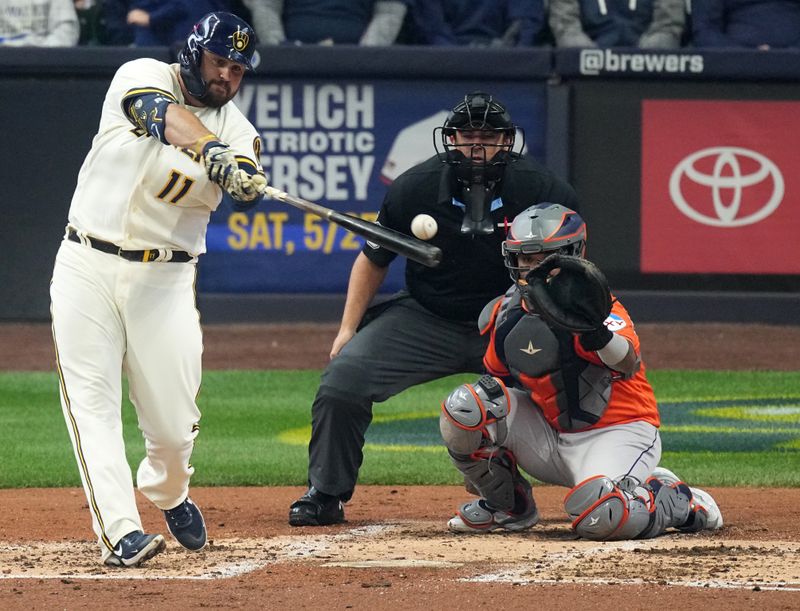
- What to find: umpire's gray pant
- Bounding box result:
[307,294,488,500]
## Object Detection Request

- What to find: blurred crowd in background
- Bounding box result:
[1,1,798,51]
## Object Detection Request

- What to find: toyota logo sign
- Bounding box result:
[669,146,784,227]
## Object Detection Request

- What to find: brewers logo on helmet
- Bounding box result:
[231,27,249,53]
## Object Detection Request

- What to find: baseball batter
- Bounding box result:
[439,203,723,539]
[50,12,265,567]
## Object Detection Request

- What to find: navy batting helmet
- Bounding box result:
[179,12,258,100]
[502,203,587,283]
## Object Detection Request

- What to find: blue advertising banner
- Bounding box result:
[198,79,548,294]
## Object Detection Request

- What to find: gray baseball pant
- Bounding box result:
[307,294,488,500]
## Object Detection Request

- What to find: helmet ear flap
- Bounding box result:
[179,40,206,99]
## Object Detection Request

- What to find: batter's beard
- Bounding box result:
[202,80,237,108]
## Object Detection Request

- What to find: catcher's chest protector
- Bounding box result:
[494,291,613,431]
[494,292,560,379]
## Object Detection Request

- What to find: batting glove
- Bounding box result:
[201,141,266,202]
[202,140,239,190]
[229,171,267,202]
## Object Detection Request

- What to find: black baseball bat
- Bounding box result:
[262,186,442,268]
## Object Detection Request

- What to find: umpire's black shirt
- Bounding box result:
[363,155,579,322]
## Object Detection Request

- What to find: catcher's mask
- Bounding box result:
[434,92,524,236]
[179,12,259,102]
[502,203,587,284]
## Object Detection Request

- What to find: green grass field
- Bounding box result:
[0,370,798,489]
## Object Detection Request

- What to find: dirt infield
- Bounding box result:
[4,321,800,371]
[2,322,800,609]
[1,487,799,609]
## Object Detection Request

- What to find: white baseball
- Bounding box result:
[411,214,438,240]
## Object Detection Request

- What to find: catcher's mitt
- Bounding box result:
[522,254,613,333]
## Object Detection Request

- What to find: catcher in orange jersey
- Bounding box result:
[438,203,724,540]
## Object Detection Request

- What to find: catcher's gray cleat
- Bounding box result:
[649,467,723,531]
[448,477,539,533]
[104,531,166,568]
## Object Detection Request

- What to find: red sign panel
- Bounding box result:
[641,100,800,274]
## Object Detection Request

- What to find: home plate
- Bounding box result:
[323,559,460,568]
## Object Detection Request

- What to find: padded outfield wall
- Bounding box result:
[0,46,797,323]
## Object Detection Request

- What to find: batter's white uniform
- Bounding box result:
[50,58,261,561]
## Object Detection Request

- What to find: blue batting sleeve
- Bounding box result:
[236,156,261,177]
[121,87,178,144]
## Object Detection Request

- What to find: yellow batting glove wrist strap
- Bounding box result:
[191,133,220,155]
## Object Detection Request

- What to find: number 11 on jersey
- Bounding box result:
[157,169,195,204]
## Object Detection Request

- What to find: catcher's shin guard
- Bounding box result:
[450,446,522,512]
[564,475,655,541]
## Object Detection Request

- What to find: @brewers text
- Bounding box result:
[579,49,704,76]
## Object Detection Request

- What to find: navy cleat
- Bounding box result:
[164,497,207,551]
[104,530,166,568]
[289,487,345,526]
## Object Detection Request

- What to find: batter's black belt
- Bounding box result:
[67,229,194,263]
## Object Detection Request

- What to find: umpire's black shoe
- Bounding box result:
[289,487,345,526]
